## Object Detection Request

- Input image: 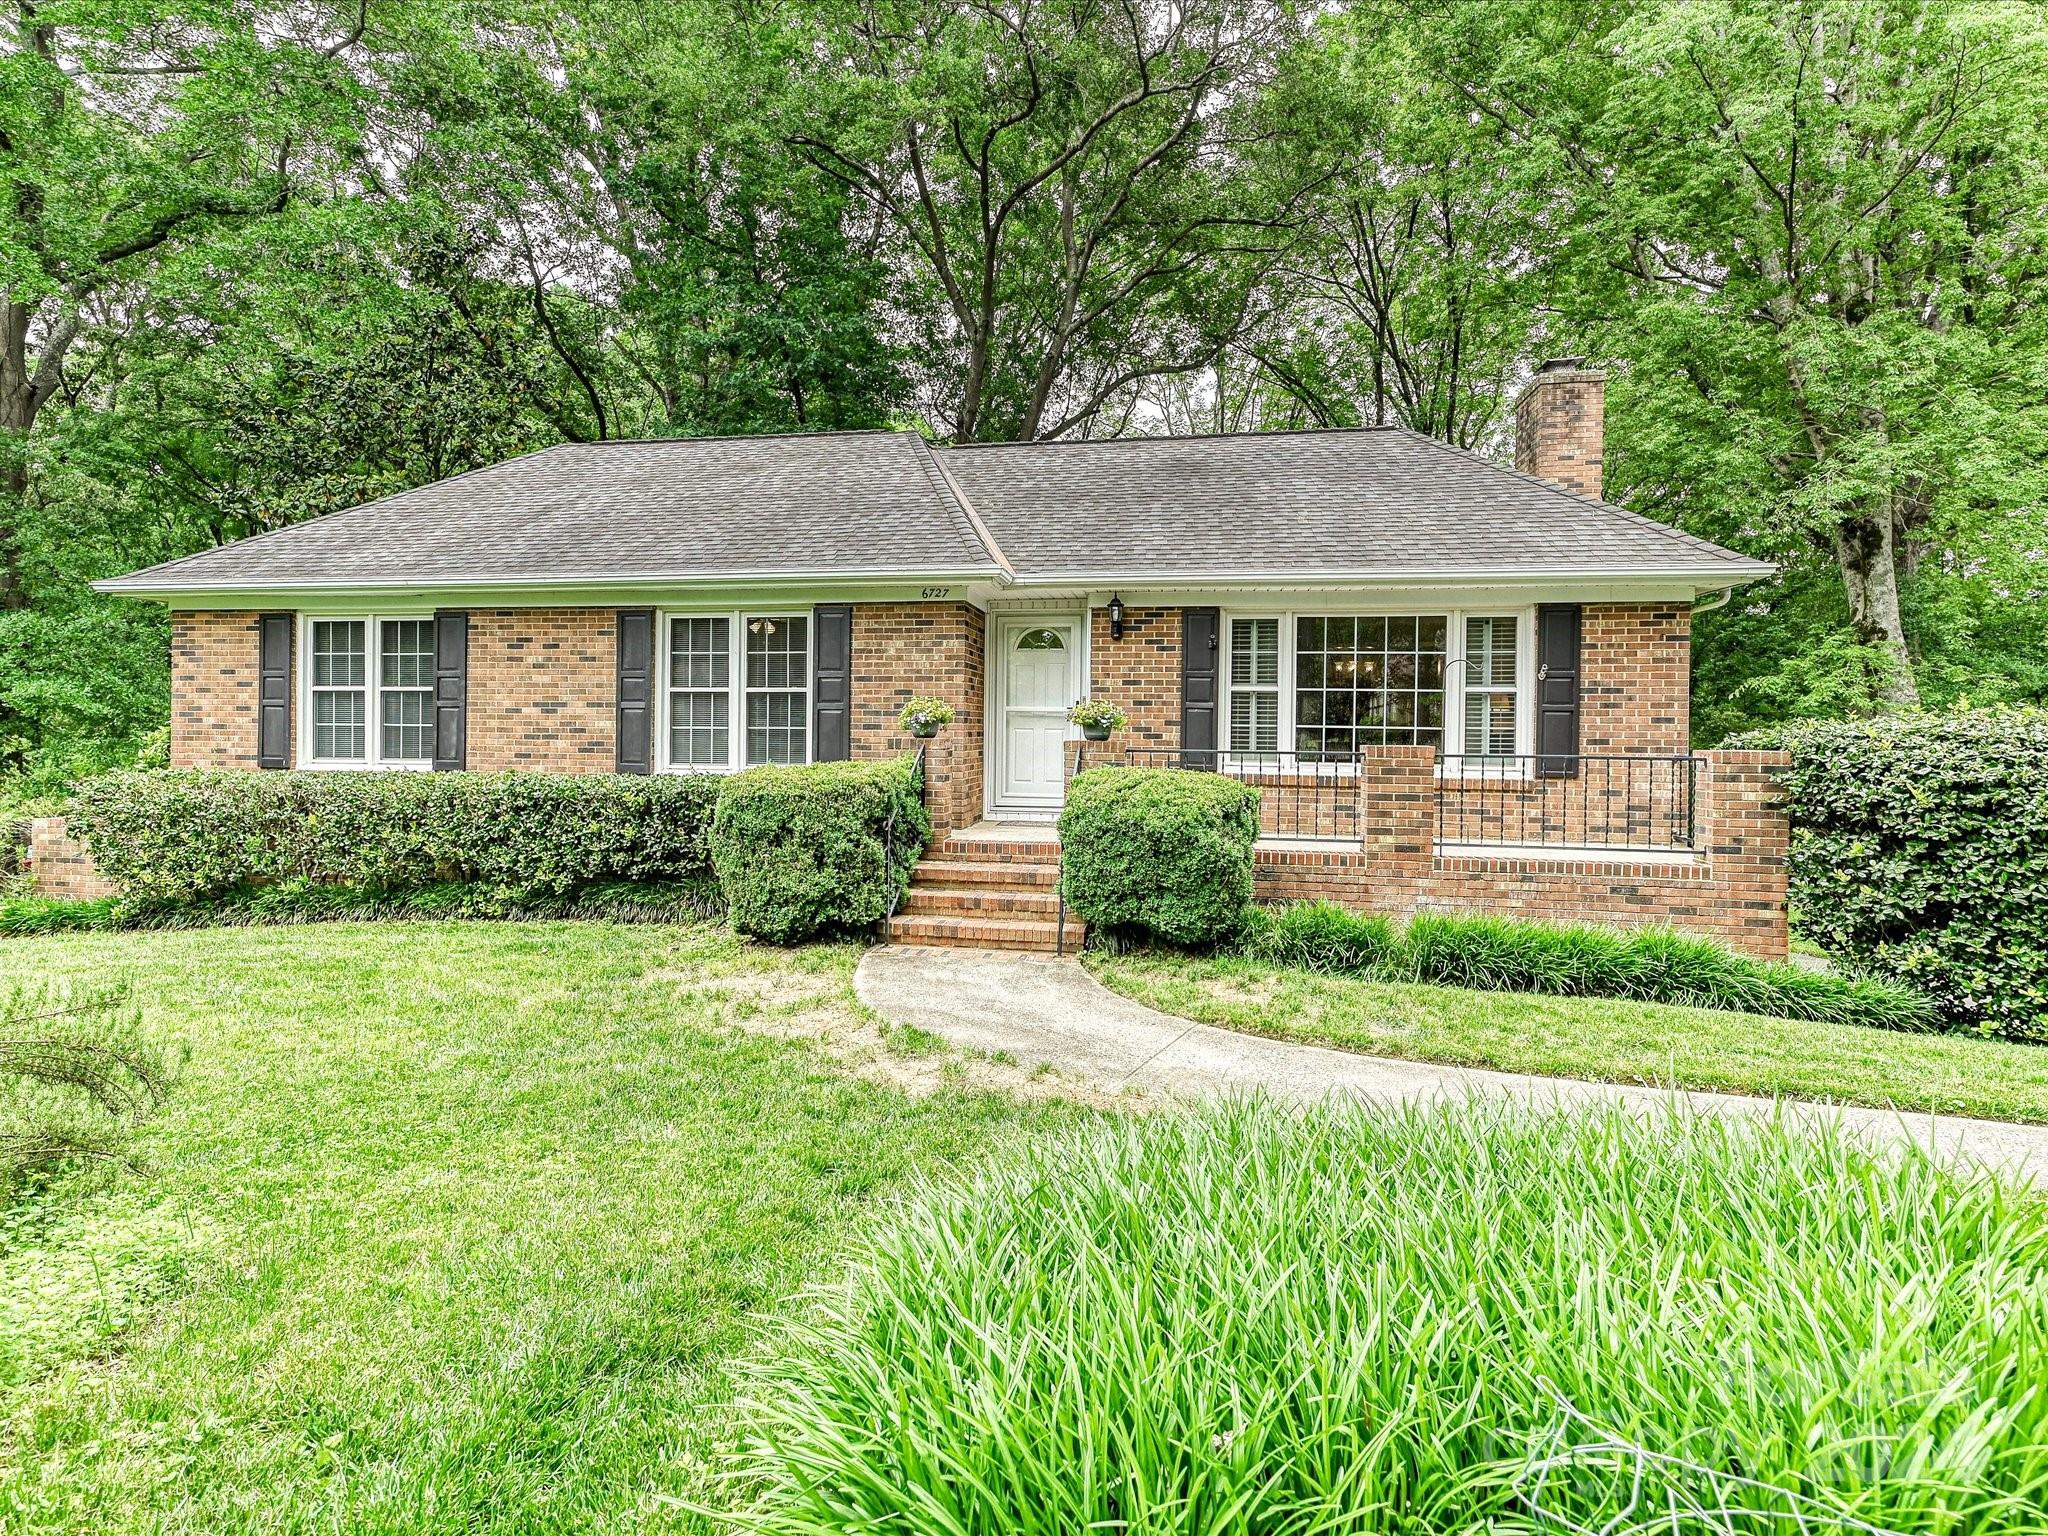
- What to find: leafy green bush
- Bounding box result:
[1059,765,1259,946]
[1746,709,2048,1041]
[727,1100,2048,1535]
[69,769,721,903]
[1242,901,1933,1031]
[709,757,928,943]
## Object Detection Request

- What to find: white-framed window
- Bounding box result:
[659,611,811,772]
[1222,608,1530,766]
[301,615,436,769]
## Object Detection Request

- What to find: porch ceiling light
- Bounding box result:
[1107,592,1126,640]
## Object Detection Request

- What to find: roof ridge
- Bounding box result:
[917,440,1015,579]
[1382,426,1759,568]
[937,424,1406,450]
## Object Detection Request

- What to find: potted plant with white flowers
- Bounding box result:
[897,697,956,739]
[1067,699,1128,742]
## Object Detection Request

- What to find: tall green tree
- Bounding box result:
[1246,9,1561,448]
[0,0,384,609]
[1413,0,2048,709]
[790,0,1310,442]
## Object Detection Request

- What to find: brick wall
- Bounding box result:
[466,608,618,772]
[1088,604,1182,753]
[172,611,279,768]
[1582,602,1690,752]
[851,602,986,833]
[1514,362,1605,499]
[1253,745,1790,959]
[27,816,118,900]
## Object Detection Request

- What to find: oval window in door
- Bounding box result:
[1016,627,1066,651]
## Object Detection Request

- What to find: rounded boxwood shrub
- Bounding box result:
[709,756,928,943]
[1058,764,1259,946]
[69,768,720,904]
[1748,709,2048,1040]
[727,1100,2048,1534]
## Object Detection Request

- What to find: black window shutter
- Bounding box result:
[1535,603,1582,778]
[1180,607,1220,767]
[257,612,292,770]
[812,603,853,762]
[432,610,468,771]
[616,608,655,775]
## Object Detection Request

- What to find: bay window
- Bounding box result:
[303,616,435,768]
[1223,609,1527,765]
[661,612,810,771]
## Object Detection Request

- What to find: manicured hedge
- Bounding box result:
[70,769,720,903]
[1250,901,1933,1031]
[1748,710,2048,1041]
[709,757,928,943]
[1058,765,1260,947]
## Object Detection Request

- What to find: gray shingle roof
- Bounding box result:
[99,431,1002,593]
[99,424,1770,595]
[940,428,1769,582]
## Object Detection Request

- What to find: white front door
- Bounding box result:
[996,618,1080,809]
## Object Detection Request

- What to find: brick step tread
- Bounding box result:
[911,860,1060,888]
[901,888,1061,917]
[926,839,1062,863]
[884,914,1082,952]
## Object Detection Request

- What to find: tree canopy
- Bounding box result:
[3,0,2045,786]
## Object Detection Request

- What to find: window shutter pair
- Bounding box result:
[254,611,468,770]
[614,603,857,774]
[1174,603,1583,772]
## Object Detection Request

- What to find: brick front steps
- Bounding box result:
[884,832,1081,953]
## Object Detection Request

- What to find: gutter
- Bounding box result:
[1691,586,1736,614]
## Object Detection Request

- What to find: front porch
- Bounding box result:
[901,745,1789,959]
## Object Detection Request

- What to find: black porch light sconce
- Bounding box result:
[1107,592,1127,640]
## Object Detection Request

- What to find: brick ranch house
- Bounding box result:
[47,360,1791,956]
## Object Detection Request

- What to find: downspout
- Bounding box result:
[1692,587,1734,616]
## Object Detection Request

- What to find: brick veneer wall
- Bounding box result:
[851,602,986,833]
[1088,604,1181,754]
[466,608,618,772]
[26,816,118,900]
[1253,745,1790,959]
[1582,603,1690,752]
[171,611,280,768]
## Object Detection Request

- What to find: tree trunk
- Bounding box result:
[0,297,37,613]
[1831,510,1921,707]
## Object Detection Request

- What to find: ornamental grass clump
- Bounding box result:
[1245,901,1933,1032]
[725,1100,2048,1536]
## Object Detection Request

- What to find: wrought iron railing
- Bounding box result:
[1056,741,1086,955]
[882,744,929,921]
[1122,747,1362,843]
[1436,753,1695,852]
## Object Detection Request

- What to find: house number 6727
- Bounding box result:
[920,586,953,599]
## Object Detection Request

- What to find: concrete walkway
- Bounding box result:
[855,945,2048,1188]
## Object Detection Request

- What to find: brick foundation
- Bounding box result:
[26,816,118,901]
[1253,746,1789,959]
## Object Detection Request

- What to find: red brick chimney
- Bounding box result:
[1514,357,1605,500]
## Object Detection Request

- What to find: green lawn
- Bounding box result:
[0,923,1070,1535]
[1088,951,2048,1125]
